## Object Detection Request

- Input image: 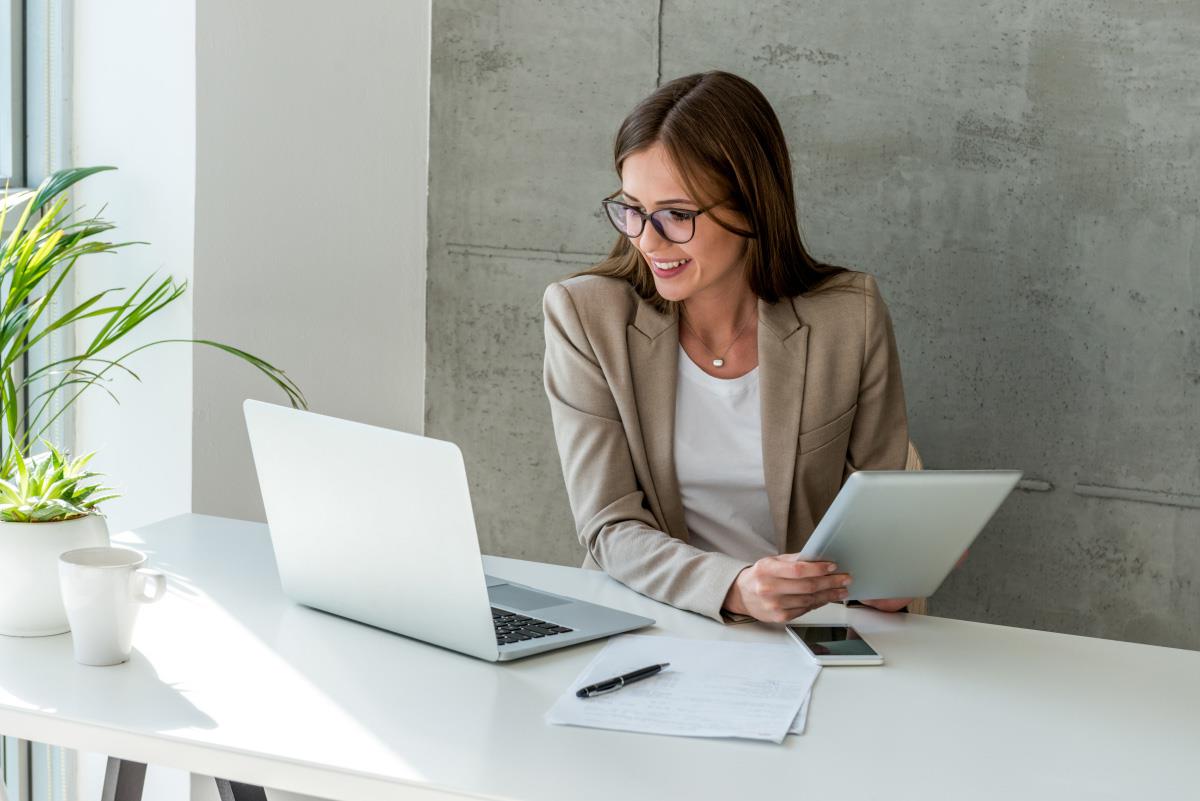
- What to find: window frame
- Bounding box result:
[0,0,24,188]
[2,2,78,800]
[2,735,31,801]
[20,0,75,457]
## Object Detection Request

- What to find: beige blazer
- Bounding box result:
[541,269,914,623]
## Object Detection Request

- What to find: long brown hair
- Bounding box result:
[570,70,849,314]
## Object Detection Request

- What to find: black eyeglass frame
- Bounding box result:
[600,191,725,245]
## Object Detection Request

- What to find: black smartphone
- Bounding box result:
[785,623,884,665]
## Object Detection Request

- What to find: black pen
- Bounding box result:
[576,663,671,698]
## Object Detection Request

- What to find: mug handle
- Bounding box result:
[132,568,166,604]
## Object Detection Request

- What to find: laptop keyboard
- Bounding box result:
[492,607,574,646]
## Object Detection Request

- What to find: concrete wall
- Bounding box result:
[426,0,1200,649]
[193,0,431,520]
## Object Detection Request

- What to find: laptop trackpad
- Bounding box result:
[489,583,570,611]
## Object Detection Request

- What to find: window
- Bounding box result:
[0,0,22,188]
[2,736,29,800]
[1,737,73,801]
[2,0,74,456]
[1,2,77,800]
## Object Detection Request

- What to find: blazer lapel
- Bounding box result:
[628,300,688,541]
[628,293,809,552]
[758,297,809,552]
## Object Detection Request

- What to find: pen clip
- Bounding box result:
[585,677,625,697]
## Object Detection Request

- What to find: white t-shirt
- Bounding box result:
[673,344,777,563]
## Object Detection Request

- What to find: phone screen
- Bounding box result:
[787,624,879,657]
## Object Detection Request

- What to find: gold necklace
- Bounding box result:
[679,306,754,368]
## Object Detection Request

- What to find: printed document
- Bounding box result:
[545,634,820,743]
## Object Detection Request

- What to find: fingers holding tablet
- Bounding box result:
[722,555,853,623]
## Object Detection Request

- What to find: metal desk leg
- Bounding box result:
[101,759,146,801]
[215,778,268,801]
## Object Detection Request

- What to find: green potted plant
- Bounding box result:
[0,443,117,635]
[0,166,306,637]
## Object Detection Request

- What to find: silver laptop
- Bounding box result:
[243,399,653,661]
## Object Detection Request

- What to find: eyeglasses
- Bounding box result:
[600,191,722,244]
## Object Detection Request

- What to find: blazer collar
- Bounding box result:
[628,292,809,552]
[631,292,803,341]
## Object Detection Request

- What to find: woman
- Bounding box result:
[541,70,917,624]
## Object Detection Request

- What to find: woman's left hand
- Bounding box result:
[858,597,912,612]
[858,549,971,613]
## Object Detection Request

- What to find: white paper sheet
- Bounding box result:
[788,695,811,735]
[545,634,820,743]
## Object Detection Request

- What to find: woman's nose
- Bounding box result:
[637,218,667,250]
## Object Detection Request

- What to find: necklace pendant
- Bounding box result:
[712,358,725,368]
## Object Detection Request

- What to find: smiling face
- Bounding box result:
[618,142,751,304]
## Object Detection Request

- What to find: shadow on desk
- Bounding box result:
[0,636,217,732]
[149,523,544,763]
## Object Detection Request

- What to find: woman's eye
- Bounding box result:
[666,210,693,221]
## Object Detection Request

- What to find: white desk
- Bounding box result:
[1,513,1197,800]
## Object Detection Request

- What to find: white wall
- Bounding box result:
[71,0,195,537]
[66,2,430,797]
[71,4,196,799]
[192,0,431,521]
[72,0,433,529]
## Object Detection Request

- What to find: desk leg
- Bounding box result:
[215,778,268,801]
[101,758,146,801]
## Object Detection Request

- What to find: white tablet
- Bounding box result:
[797,470,1022,601]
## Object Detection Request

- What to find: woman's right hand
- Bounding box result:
[722,556,852,623]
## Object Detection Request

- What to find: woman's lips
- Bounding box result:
[650,257,692,278]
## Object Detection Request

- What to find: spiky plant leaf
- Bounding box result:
[0,441,115,523]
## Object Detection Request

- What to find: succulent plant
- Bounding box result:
[0,440,116,522]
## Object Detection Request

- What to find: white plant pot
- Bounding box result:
[0,514,111,637]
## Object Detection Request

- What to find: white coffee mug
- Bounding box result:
[58,546,166,666]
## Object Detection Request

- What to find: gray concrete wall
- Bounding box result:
[426,0,1199,649]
